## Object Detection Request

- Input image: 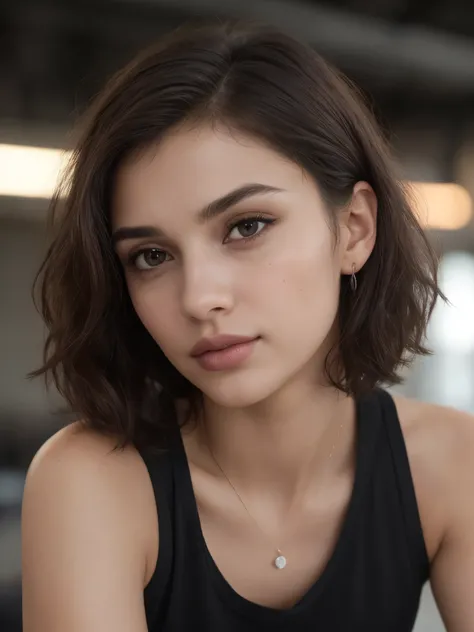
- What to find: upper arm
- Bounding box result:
[21,424,155,632]
[428,410,474,631]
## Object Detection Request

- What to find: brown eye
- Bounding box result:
[227,217,273,241]
[133,248,168,270]
[236,219,260,238]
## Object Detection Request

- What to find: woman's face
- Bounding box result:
[112,124,349,408]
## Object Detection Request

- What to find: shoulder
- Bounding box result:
[25,421,154,522]
[390,393,474,561]
[26,420,146,486]
[391,394,474,472]
[23,421,159,587]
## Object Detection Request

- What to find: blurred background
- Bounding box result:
[1,0,474,630]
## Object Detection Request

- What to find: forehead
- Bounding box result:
[111,124,311,227]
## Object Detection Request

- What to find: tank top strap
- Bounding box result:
[374,388,430,583]
[138,441,175,627]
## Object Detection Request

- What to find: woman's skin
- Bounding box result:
[22,124,474,631]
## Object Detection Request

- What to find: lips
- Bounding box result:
[192,337,259,371]
[190,334,259,357]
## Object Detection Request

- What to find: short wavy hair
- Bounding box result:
[32,19,443,450]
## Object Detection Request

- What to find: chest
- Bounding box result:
[194,470,355,609]
[162,469,425,632]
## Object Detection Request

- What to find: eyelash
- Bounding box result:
[127,213,275,271]
[225,213,275,243]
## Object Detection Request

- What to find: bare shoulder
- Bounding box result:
[22,422,159,632]
[26,421,148,493]
[391,394,474,471]
[391,393,474,561]
[25,421,156,535]
[24,421,159,578]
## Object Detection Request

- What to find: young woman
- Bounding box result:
[21,19,474,632]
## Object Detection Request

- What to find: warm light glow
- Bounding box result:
[0,144,472,232]
[0,144,72,199]
[410,181,473,230]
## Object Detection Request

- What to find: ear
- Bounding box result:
[339,181,377,275]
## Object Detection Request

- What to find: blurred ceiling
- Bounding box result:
[1,0,474,129]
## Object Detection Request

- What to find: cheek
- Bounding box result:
[250,238,340,355]
[254,238,339,313]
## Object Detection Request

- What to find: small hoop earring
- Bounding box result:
[350,263,358,293]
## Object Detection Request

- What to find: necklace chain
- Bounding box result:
[204,398,345,570]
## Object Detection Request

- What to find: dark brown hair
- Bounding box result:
[32,19,443,450]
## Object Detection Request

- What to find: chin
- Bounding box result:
[195,370,283,409]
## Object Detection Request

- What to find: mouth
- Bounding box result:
[192,337,260,371]
[190,334,260,357]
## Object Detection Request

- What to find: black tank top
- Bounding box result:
[139,388,430,631]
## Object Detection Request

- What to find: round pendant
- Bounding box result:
[274,555,287,570]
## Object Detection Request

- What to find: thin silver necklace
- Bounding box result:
[204,399,345,571]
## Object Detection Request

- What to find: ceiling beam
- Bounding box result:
[115,0,474,93]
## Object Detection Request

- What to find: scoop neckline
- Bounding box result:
[172,391,381,623]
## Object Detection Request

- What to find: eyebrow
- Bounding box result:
[111,183,283,246]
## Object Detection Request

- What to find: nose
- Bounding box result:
[180,252,235,321]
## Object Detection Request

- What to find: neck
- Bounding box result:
[190,376,356,511]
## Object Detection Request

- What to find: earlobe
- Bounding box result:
[341,181,377,275]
